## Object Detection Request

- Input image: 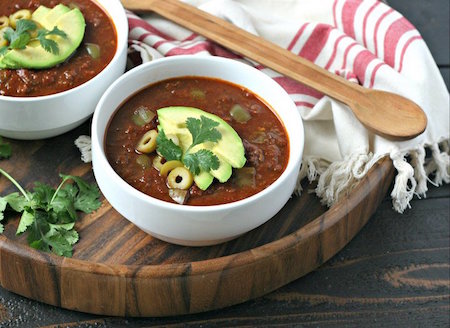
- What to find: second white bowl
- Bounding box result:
[0,0,128,140]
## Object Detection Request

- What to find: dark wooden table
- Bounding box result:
[0,0,448,327]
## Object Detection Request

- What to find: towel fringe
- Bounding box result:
[425,142,450,186]
[410,147,428,196]
[295,157,329,195]
[74,135,92,164]
[390,152,416,213]
[295,140,449,213]
[295,153,377,207]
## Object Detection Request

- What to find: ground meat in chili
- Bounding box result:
[105,77,289,206]
[0,0,117,97]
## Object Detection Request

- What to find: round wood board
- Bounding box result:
[0,122,394,317]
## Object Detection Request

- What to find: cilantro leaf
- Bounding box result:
[0,46,8,57]
[36,26,67,55]
[186,116,222,148]
[2,27,14,43]
[156,129,183,161]
[183,149,220,175]
[9,32,30,49]
[16,209,34,234]
[51,187,77,220]
[1,20,67,57]
[39,37,59,55]
[59,174,102,213]
[0,192,28,233]
[0,197,7,216]
[0,169,101,257]
[45,233,74,257]
[43,26,67,38]
[3,193,28,212]
[0,137,12,159]
[15,20,37,35]
[0,197,7,231]
[5,20,36,50]
[32,182,55,205]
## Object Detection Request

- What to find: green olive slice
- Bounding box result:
[160,160,183,177]
[0,16,10,29]
[167,167,194,190]
[152,155,164,171]
[9,9,31,29]
[136,129,158,154]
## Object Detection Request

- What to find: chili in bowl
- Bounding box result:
[0,0,128,139]
[92,56,304,246]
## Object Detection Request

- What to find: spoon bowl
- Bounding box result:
[352,89,427,139]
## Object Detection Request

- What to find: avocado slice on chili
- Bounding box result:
[193,171,215,191]
[38,4,70,29]
[30,5,51,23]
[0,5,85,69]
[157,106,246,189]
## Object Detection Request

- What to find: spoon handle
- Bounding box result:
[121,0,427,139]
[124,0,362,103]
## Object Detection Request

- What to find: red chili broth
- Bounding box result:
[105,77,290,206]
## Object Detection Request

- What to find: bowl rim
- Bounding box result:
[92,55,304,213]
[0,0,128,102]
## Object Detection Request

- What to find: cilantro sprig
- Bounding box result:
[156,116,221,176]
[0,137,11,159]
[156,129,182,161]
[0,168,101,257]
[0,19,67,57]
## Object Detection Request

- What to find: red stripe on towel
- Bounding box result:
[353,50,375,85]
[287,23,308,51]
[398,35,422,72]
[369,62,384,87]
[128,17,175,41]
[341,41,358,69]
[373,8,394,57]
[384,18,415,68]
[298,24,333,61]
[341,0,362,39]
[295,101,316,108]
[325,34,346,70]
[362,1,380,48]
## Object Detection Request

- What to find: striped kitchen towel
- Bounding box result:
[123,0,449,212]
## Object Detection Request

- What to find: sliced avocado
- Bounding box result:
[194,171,214,191]
[31,5,51,24]
[39,4,71,30]
[2,8,86,69]
[210,154,232,183]
[158,107,246,169]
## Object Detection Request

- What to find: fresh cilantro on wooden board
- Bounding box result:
[0,169,101,257]
[156,115,221,175]
[0,137,11,159]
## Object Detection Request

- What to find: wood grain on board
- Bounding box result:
[0,122,394,316]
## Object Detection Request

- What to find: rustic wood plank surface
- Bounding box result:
[0,0,449,326]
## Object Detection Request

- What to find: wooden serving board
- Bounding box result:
[0,122,394,317]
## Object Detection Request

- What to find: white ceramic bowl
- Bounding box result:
[92,56,304,246]
[0,0,128,140]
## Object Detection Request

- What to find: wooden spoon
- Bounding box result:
[121,0,427,140]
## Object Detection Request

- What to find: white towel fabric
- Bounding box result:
[82,0,450,213]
